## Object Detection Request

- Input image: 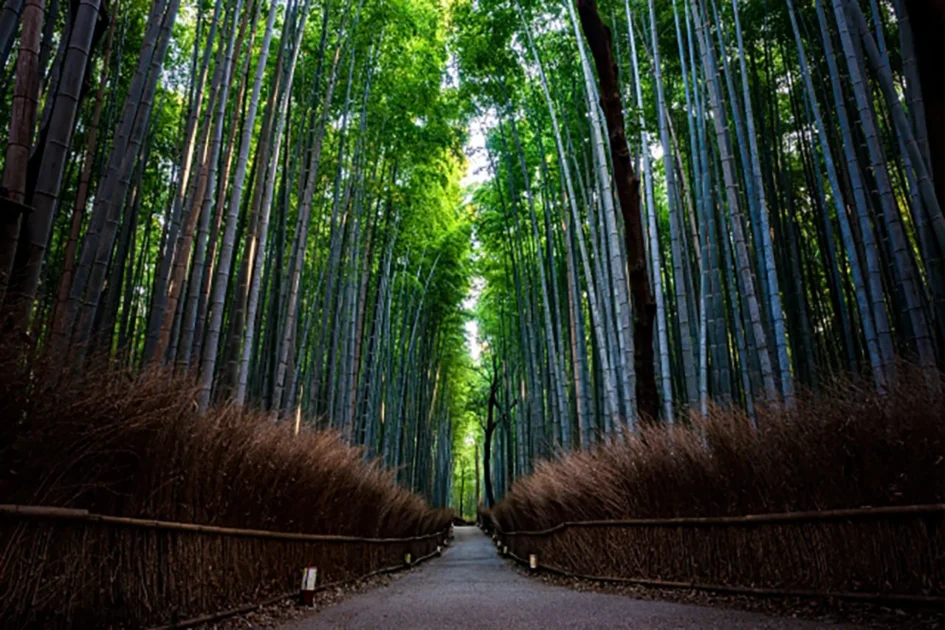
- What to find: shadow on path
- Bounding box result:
[281,525,850,629]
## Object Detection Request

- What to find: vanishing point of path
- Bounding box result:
[282,526,853,629]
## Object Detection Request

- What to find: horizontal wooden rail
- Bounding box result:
[150,545,446,629]
[0,504,447,543]
[494,503,945,536]
[501,548,945,606]
[150,590,298,630]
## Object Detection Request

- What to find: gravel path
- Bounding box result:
[281,526,856,629]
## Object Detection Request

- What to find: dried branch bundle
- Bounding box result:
[490,368,945,598]
[0,345,452,627]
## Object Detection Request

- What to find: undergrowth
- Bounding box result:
[0,345,452,537]
[493,366,945,532]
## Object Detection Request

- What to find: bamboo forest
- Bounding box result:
[2,0,945,625]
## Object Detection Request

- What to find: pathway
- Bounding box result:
[282,526,851,629]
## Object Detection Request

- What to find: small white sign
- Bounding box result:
[529,554,538,570]
[301,567,318,591]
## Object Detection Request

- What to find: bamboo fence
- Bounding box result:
[0,504,451,628]
[493,504,945,604]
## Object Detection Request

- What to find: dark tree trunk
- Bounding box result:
[474,442,480,507]
[576,0,658,421]
[459,462,466,519]
[907,0,945,207]
[483,363,499,508]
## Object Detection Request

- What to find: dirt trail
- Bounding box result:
[282,525,853,629]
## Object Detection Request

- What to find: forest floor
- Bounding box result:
[270,526,870,629]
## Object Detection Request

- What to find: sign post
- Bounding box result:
[300,566,318,606]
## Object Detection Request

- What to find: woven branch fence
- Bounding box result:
[0,505,450,629]
[494,504,945,605]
